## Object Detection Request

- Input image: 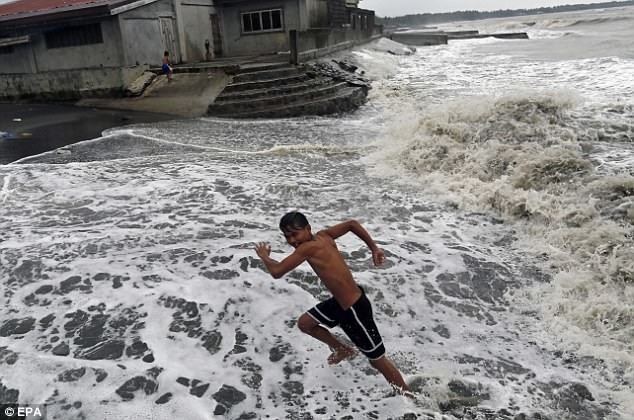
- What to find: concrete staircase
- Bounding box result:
[207,63,368,118]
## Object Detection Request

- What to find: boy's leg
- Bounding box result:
[369,355,410,392]
[297,312,356,365]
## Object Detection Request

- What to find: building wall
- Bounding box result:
[327,0,348,26]
[305,0,328,28]
[119,0,178,66]
[348,8,374,32]
[119,18,163,66]
[0,1,178,72]
[178,0,217,62]
[298,25,372,51]
[294,4,375,61]
[0,65,147,100]
[217,0,375,57]
[0,18,122,73]
[219,0,301,57]
[7,18,124,73]
[0,42,35,73]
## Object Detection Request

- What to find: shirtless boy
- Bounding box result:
[162,50,173,82]
[255,211,410,393]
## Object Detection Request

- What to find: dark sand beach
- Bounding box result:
[0,103,174,164]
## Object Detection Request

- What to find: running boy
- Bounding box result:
[255,211,410,393]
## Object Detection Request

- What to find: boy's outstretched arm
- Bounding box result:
[255,242,308,279]
[323,220,386,266]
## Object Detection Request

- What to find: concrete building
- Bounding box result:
[215,0,376,57]
[0,0,218,72]
[0,0,219,98]
[0,0,377,99]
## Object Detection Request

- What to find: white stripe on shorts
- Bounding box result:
[350,306,376,348]
[314,306,335,323]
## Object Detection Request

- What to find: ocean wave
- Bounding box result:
[571,103,634,144]
[526,29,580,40]
[12,129,361,165]
[327,39,404,81]
[13,131,210,164]
[365,90,634,360]
[539,14,634,29]
[265,143,359,157]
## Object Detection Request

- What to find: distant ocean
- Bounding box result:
[1,5,632,419]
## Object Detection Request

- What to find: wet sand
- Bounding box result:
[0,70,232,164]
[0,103,173,164]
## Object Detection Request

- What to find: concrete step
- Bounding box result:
[149,56,289,75]
[213,86,367,119]
[208,81,349,115]
[236,62,291,73]
[222,73,313,93]
[215,77,333,102]
[231,66,302,83]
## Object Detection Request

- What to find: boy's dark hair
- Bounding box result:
[164,50,169,56]
[279,211,309,232]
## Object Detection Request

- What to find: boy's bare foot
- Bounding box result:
[401,390,416,399]
[327,346,357,365]
[391,384,415,399]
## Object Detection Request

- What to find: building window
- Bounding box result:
[45,23,103,49]
[241,9,283,33]
[0,45,14,54]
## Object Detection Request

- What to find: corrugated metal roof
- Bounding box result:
[0,0,158,28]
[0,0,112,18]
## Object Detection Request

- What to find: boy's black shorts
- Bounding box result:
[307,287,386,360]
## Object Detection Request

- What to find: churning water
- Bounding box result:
[1,6,633,420]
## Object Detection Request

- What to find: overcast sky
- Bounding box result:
[362,0,607,17]
[0,0,613,16]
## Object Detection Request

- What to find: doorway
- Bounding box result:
[210,14,223,57]
[160,17,179,62]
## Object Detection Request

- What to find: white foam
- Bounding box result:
[362,56,634,413]
[2,7,633,419]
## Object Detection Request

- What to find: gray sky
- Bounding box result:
[0,0,612,16]
[361,0,607,17]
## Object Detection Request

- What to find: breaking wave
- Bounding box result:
[365,90,634,362]
[539,14,634,29]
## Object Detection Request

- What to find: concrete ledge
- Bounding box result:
[0,65,149,102]
[485,32,529,39]
[390,33,448,46]
[389,31,529,46]
[149,63,241,75]
[297,34,382,62]
[77,71,231,118]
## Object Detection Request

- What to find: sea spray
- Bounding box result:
[365,89,634,367]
